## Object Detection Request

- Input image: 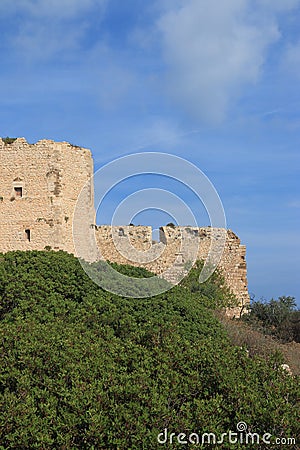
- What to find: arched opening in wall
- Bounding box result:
[25,229,31,242]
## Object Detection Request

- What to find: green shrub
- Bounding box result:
[244,296,299,343]
[180,260,238,309]
[2,137,17,144]
[0,251,299,448]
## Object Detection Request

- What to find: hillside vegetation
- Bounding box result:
[0,251,299,449]
[243,295,300,343]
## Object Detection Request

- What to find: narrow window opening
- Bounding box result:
[25,229,31,242]
[14,187,23,197]
[118,227,125,236]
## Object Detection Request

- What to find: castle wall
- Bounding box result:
[95,225,153,264]
[94,225,249,308]
[0,138,249,311]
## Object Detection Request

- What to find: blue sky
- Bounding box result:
[0,0,299,305]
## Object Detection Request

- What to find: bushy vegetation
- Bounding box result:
[1,137,17,145]
[86,260,169,298]
[0,251,299,449]
[243,296,300,343]
[216,311,300,376]
[180,260,238,309]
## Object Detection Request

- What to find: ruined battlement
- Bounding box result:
[94,225,249,307]
[0,138,250,310]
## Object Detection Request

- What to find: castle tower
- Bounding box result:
[0,138,95,256]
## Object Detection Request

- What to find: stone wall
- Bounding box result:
[94,225,249,309]
[0,138,250,311]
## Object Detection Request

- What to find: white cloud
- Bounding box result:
[283,41,300,76]
[157,0,298,123]
[132,119,186,150]
[287,199,300,208]
[256,0,299,12]
[1,0,108,61]
[13,21,87,61]
[92,56,135,111]
[0,0,107,19]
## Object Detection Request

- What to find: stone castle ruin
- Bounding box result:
[0,138,249,310]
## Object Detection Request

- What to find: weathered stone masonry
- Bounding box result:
[0,138,94,255]
[0,138,249,309]
[95,225,249,308]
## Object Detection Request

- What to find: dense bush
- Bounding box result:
[86,260,170,298]
[0,251,299,449]
[180,260,238,309]
[243,296,300,343]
